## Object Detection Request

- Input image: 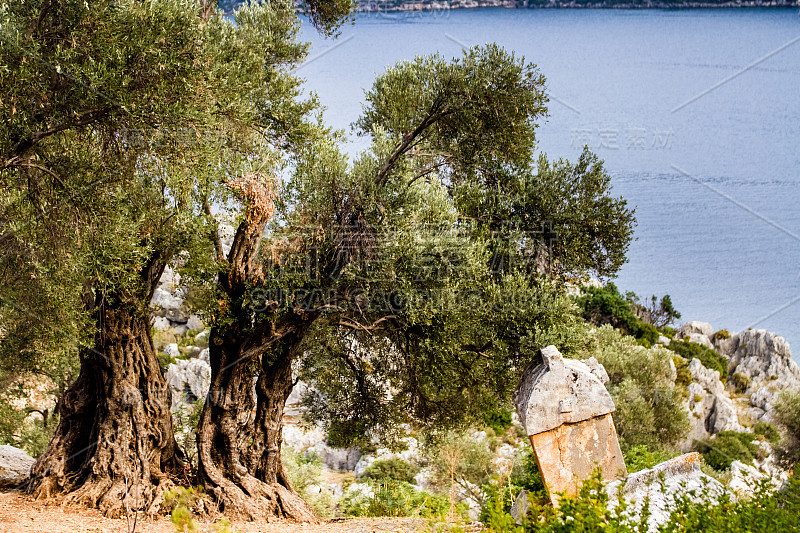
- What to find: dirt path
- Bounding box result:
[0,491,477,533]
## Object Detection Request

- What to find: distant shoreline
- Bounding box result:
[214,2,800,16]
[350,1,797,11]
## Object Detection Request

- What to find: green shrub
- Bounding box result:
[341,479,458,519]
[713,329,731,340]
[484,472,800,533]
[0,400,55,458]
[510,449,545,495]
[693,431,762,471]
[364,458,420,484]
[283,447,336,518]
[772,390,800,468]
[667,340,728,381]
[633,323,660,349]
[483,406,514,434]
[576,283,640,334]
[729,372,750,394]
[581,326,689,451]
[623,445,676,473]
[673,356,692,389]
[753,421,779,445]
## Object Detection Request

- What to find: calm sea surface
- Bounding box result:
[297,8,800,359]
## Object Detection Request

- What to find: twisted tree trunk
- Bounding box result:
[29,302,181,516]
[196,318,316,521]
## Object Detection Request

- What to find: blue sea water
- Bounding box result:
[297,8,800,359]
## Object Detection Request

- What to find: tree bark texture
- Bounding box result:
[29,304,181,516]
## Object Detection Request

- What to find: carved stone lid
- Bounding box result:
[513,345,616,436]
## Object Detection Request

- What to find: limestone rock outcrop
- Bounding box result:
[605,453,726,532]
[724,329,800,419]
[682,358,746,451]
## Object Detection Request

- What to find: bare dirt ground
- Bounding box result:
[0,491,477,533]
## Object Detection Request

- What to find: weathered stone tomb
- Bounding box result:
[513,345,627,505]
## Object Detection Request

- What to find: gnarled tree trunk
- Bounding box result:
[196,318,316,522]
[29,303,181,517]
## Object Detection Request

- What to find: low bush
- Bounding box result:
[483,406,514,434]
[363,458,420,484]
[729,372,750,394]
[576,283,640,334]
[341,479,457,519]
[772,390,800,468]
[283,448,336,518]
[623,444,676,473]
[484,472,800,533]
[713,329,731,340]
[752,421,779,444]
[693,431,763,471]
[672,356,692,389]
[667,340,728,381]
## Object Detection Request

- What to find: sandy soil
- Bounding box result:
[0,491,476,533]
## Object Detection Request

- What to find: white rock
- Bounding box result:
[657,335,671,346]
[729,460,765,496]
[582,356,610,384]
[685,333,714,350]
[510,490,530,523]
[283,425,326,451]
[186,315,204,332]
[151,287,183,311]
[726,330,800,416]
[605,453,727,533]
[163,343,181,360]
[682,359,746,450]
[413,467,436,492]
[152,316,172,332]
[311,442,361,472]
[0,445,35,488]
[345,482,375,500]
[680,321,714,339]
[195,330,209,344]
[198,348,210,363]
[165,358,211,410]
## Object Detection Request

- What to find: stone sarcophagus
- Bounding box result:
[513,345,627,505]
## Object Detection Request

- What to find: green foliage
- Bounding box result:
[673,356,692,389]
[635,323,660,349]
[0,383,57,458]
[623,445,676,473]
[772,390,800,468]
[714,329,731,340]
[729,372,750,394]
[659,475,800,533]
[483,407,514,434]
[576,284,665,347]
[173,398,204,472]
[364,458,420,484]
[577,283,640,333]
[282,447,336,518]
[341,479,458,519]
[667,341,728,381]
[627,293,682,329]
[510,449,545,495]
[752,422,779,444]
[693,431,763,471]
[163,486,204,532]
[422,430,495,496]
[580,326,689,451]
[484,472,800,533]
